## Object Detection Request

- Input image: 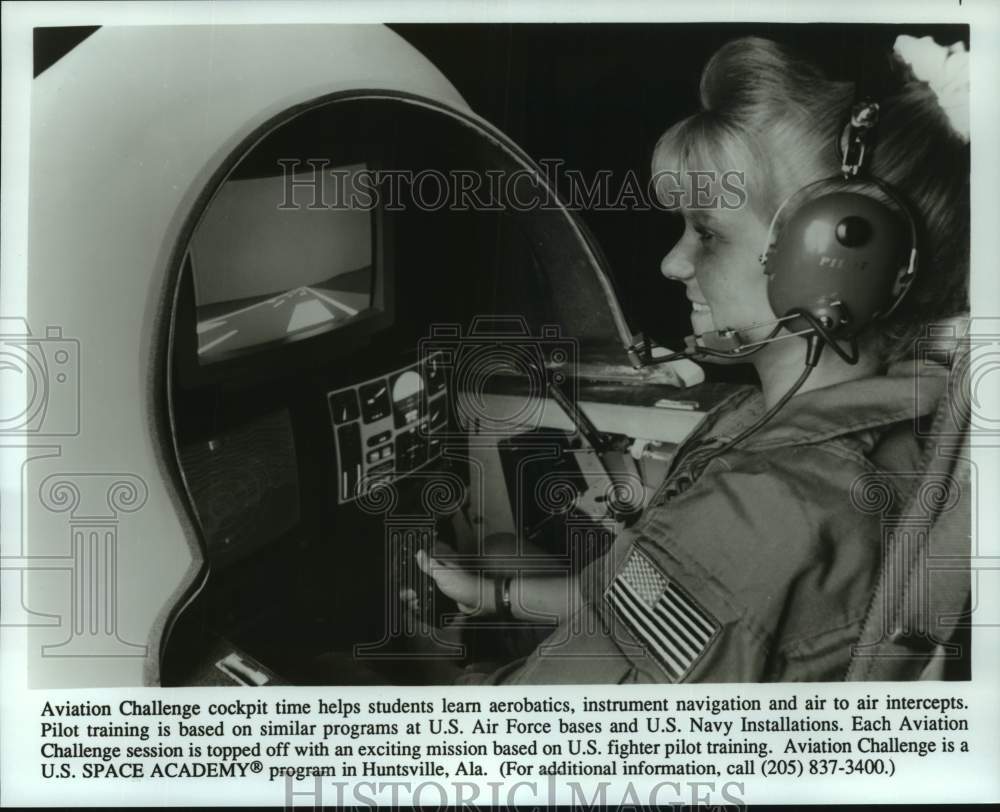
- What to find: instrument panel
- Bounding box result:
[328,354,448,502]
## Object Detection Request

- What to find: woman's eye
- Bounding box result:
[694,226,715,243]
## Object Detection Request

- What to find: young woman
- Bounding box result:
[408,34,970,683]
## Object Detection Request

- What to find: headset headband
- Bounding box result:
[840,99,881,177]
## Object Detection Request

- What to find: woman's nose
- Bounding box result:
[660,245,695,281]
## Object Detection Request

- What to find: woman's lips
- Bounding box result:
[690,301,711,313]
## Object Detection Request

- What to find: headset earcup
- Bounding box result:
[765,191,909,337]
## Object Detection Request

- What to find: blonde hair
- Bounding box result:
[653,36,969,363]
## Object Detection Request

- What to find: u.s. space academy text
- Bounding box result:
[38,692,972,785]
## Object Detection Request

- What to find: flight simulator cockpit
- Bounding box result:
[25,24,711,689]
[23,23,972,691]
[160,88,706,686]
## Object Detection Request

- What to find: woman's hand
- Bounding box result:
[399,544,494,617]
[418,549,489,615]
[398,540,584,624]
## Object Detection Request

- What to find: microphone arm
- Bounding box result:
[633,306,857,367]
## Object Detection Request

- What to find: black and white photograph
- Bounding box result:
[2,1,998,807]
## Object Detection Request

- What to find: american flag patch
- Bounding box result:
[605,548,718,681]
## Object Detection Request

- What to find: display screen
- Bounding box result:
[190,164,377,363]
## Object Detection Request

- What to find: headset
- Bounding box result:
[640,99,921,449]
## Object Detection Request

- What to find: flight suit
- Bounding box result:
[467,364,949,684]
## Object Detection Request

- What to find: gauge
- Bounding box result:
[391,369,426,428]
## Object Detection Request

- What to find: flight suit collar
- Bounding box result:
[699,362,950,453]
[648,362,951,510]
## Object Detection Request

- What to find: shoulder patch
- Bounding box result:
[604,547,720,682]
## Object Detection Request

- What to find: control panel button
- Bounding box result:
[427,398,447,431]
[336,422,363,501]
[428,436,443,460]
[359,380,391,423]
[329,389,360,425]
[366,430,392,448]
[368,459,395,476]
[366,444,393,465]
[425,354,447,397]
[395,425,428,472]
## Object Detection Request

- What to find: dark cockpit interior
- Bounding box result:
[160,92,713,686]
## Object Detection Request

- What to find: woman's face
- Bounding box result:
[660,203,777,356]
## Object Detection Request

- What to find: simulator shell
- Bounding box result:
[24,24,659,687]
